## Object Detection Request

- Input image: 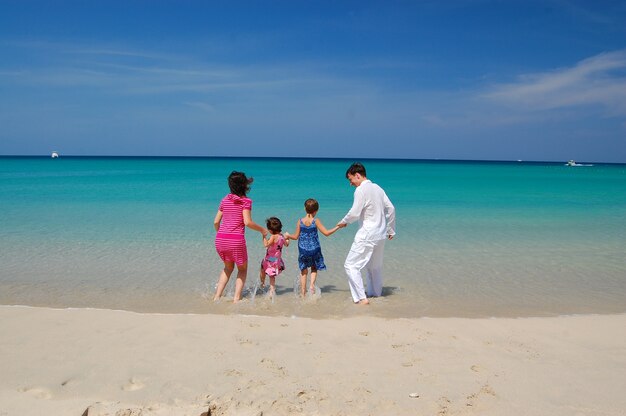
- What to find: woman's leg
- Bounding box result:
[233,262,248,302]
[213,261,235,301]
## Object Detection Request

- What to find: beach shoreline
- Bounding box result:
[1,305,625,415]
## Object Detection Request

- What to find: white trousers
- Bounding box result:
[344,239,386,302]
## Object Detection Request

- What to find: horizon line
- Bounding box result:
[0,154,621,165]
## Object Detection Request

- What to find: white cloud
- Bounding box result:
[484,50,626,116]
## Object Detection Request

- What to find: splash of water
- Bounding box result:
[293,271,322,302]
[250,277,261,303]
[249,275,276,304]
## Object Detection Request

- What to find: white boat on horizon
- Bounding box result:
[565,159,593,167]
[51,151,59,158]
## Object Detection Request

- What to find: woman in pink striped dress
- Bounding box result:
[213,171,267,302]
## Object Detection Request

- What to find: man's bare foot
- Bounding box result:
[358,298,370,305]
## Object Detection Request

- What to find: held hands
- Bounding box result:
[336,222,347,228]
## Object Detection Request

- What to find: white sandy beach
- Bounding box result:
[1,305,625,416]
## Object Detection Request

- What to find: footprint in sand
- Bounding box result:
[122,378,145,392]
[18,386,53,399]
[437,396,451,416]
[235,337,255,346]
[465,384,497,407]
[260,358,287,376]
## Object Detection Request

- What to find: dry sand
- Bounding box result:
[1,305,625,415]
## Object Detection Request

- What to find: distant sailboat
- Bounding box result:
[51,151,59,158]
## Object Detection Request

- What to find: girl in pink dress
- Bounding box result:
[259,217,289,296]
[213,171,267,302]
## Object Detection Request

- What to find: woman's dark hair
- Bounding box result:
[346,162,366,178]
[266,217,282,233]
[304,198,319,214]
[228,171,253,196]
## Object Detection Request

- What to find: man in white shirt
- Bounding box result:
[337,163,396,304]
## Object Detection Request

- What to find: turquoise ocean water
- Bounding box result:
[1,156,625,318]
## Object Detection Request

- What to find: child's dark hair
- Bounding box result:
[266,217,282,233]
[346,162,366,178]
[228,171,253,196]
[304,198,319,214]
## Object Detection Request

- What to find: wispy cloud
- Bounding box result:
[0,39,349,97]
[66,47,170,61]
[551,0,615,26]
[484,50,626,116]
[1,39,175,61]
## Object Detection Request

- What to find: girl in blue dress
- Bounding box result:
[285,198,341,297]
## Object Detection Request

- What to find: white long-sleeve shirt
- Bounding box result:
[341,179,396,241]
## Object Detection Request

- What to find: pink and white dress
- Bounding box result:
[261,235,286,277]
[214,194,252,265]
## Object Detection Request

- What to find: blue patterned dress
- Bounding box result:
[297,219,327,271]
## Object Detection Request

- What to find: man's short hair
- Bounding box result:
[346,162,366,178]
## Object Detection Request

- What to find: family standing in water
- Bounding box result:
[212,162,396,305]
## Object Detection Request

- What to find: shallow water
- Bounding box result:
[1,157,625,318]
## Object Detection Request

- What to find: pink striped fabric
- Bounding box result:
[215,194,253,265]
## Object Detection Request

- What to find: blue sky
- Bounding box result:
[1,1,625,162]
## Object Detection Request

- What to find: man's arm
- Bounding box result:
[339,187,364,226]
[384,193,396,238]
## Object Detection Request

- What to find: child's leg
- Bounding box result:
[299,269,308,297]
[310,266,318,294]
[269,276,276,294]
[213,261,235,301]
[233,262,248,303]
